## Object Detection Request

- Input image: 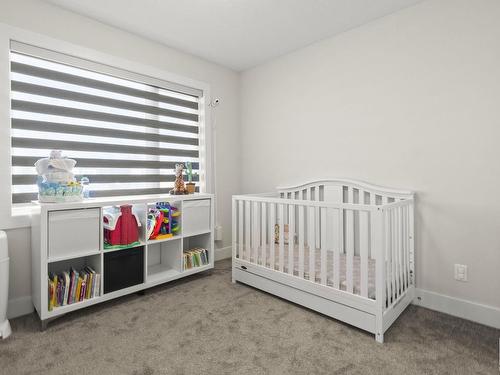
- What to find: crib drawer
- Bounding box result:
[183,199,211,236]
[48,208,100,260]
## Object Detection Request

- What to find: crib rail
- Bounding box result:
[382,200,415,308]
[232,194,414,311]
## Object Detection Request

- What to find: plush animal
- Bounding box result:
[171,163,187,195]
[274,224,290,245]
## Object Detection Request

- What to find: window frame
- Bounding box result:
[0,23,213,229]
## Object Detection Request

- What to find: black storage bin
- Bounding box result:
[104,247,144,294]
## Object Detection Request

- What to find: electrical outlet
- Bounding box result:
[454,264,468,282]
[215,225,223,241]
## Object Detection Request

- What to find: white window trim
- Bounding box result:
[0,22,213,229]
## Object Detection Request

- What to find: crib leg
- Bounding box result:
[375,311,384,343]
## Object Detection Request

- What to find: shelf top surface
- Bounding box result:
[32,192,214,211]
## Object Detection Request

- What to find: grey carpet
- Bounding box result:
[1,259,498,375]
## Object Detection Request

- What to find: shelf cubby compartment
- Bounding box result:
[102,204,147,251]
[47,254,102,312]
[182,199,210,237]
[182,232,212,272]
[146,200,182,242]
[147,238,182,283]
[48,208,101,261]
[104,246,145,294]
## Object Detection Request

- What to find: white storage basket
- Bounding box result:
[183,199,211,236]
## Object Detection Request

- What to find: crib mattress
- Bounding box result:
[239,244,377,299]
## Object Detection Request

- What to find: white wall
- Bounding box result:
[0,0,240,316]
[241,0,500,309]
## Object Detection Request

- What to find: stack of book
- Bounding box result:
[183,248,209,270]
[48,266,100,311]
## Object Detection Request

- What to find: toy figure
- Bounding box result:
[170,163,187,195]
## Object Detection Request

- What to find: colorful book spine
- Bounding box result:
[183,248,209,271]
[47,266,101,310]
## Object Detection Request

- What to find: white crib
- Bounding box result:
[232,179,415,343]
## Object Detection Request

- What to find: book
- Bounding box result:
[75,277,80,303]
[48,277,55,311]
[62,271,70,306]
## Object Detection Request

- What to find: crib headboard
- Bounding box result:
[277,179,413,205]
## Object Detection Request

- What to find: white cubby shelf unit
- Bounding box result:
[31,193,214,326]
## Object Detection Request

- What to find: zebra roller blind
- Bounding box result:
[10,43,202,204]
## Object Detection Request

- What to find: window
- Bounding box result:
[10,42,203,205]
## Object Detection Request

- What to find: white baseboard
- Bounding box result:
[413,288,500,329]
[215,246,232,261]
[7,296,33,319]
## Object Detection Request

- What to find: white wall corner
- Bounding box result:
[413,288,500,330]
[215,246,232,261]
[7,295,33,319]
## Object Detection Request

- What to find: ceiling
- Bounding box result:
[44,0,422,71]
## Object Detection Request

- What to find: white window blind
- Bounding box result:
[10,43,202,204]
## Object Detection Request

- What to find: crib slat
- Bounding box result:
[359,190,365,204]
[395,207,401,297]
[398,207,406,294]
[269,203,276,270]
[402,205,408,289]
[370,193,376,206]
[261,202,267,267]
[245,201,251,262]
[392,207,397,298]
[400,205,405,289]
[315,186,321,249]
[298,205,305,278]
[320,207,327,285]
[325,207,334,284]
[402,206,407,290]
[385,210,392,305]
[346,187,355,292]
[347,187,354,204]
[238,200,243,259]
[405,205,410,288]
[391,209,396,302]
[373,208,386,338]
[346,208,354,294]
[409,203,415,285]
[308,205,315,281]
[333,208,341,289]
[397,208,401,296]
[252,201,259,263]
[370,208,379,300]
[279,204,285,272]
[232,199,237,261]
[288,203,295,276]
[359,210,369,298]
